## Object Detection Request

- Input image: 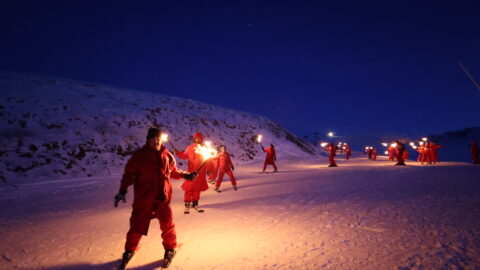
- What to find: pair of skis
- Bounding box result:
[184,204,204,214]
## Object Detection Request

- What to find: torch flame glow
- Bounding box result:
[381,143,388,147]
[419,141,424,146]
[409,142,415,146]
[195,143,218,161]
[384,151,388,155]
[205,141,212,148]
[422,137,428,142]
[320,142,328,147]
[391,143,397,148]
[257,135,263,143]
[160,133,169,142]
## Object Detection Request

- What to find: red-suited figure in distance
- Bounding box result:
[214,145,237,192]
[262,144,278,172]
[176,132,209,214]
[345,144,352,160]
[471,141,480,164]
[431,142,442,164]
[388,145,396,161]
[395,141,406,166]
[416,145,424,162]
[403,147,409,161]
[114,128,197,269]
[326,142,337,167]
[372,147,377,161]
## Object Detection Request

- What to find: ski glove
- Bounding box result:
[114,191,127,207]
[183,171,198,181]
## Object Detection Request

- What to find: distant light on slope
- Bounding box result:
[327,132,334,137]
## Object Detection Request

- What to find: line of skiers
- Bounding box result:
[321,142,352,167]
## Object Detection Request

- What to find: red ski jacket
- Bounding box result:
[176,143,209,192]
[120,145,185,235]
[263,146,276,164]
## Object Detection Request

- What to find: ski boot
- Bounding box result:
[162,249,177,268]
[233,185,238,191]
[192,201,204,213]
[328,164,338,167]
[214,187,222,193]
[118,250,134,270]
[184,202,190,214]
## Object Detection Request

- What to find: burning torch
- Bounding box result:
[257,134,264,148]
[194,142,218,173]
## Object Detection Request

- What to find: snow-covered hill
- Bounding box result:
[0,71,317,184]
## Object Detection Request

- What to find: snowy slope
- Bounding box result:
[0,71,317,184]
[1,157,479,270]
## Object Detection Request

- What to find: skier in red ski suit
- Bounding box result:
[214,145,237,192]
[114,128,197,269]
[325,142,337,167]
[431,142,442,163]
[388,145,396,161]
[395,141,406,166]
[262,144,278,172]
[176,132,209,213]
[345,144,352,160]
[471,141,480,164]
[416,145,424,162]
[422,142,433,164]
[367,147,373,159]
[372,147,377,161]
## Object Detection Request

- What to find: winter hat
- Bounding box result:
[147,128,161,140]
[193,132,204,141]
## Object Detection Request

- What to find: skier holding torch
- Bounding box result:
[175,132,214,214]
[258,135,278,172]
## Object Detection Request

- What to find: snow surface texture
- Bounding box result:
[0,71,317,184]
[1,157,479,270]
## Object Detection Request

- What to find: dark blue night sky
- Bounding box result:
[1,0,479,137]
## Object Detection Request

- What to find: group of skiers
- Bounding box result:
[415,141,442,164]
[321,142,352,167]
[113,128,277,269]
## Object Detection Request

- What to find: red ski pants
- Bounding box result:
[263,161,278,171]
[216,170,236,188]
[124,202,176,251]
[184,191,200,202]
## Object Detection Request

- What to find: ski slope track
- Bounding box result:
[1,157,479,269]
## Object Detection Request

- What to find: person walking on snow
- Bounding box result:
[262,144,278,172]
[175,132,209,214]
[395,140,406,166]
[345,144,352,160]
[114,128,197,270]
[214,145,237,192]
[325,142,337,167]
[372,147,377,161]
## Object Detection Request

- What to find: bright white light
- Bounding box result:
[384,151,388,155]
[205,141,212,148]
[419,141,424,146]
[257,135,263,143]
[327,132,334,137]
[381,143,388,147]
[160,133,169,142]
[320,142,328,147]
[422,137,428,142]
[391,143,397,148]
